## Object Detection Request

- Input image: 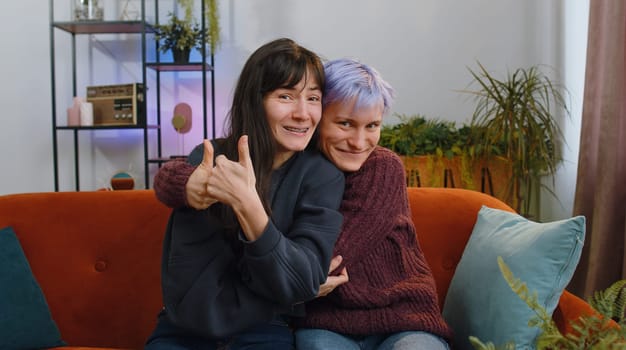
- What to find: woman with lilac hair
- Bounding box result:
[293,58,452,350]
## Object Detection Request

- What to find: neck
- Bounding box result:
[273,151,295,169]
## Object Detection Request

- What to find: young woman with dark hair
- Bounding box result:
[145,38,345,350]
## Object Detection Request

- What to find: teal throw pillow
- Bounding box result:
[441,206,585,350]
[0,226,65,348]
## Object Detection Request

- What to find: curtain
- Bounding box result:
[568,0,626,298]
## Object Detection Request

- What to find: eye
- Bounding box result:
[366,122,381,130]
[337,121,351,127]
[308,95,321,102]
[278,94,292,100]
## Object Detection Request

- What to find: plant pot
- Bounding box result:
[400,155,517,210]
[172,49,191,64]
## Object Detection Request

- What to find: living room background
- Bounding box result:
[0,0,589,222]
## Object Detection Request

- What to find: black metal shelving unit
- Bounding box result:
[49,0,216,191]
[144,57,216,166]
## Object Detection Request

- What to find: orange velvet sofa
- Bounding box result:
[0,188,594,349]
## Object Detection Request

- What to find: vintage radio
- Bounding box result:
[86,83,145,126]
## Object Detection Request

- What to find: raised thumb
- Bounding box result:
[238,135,252,169]
[201,139,214,169]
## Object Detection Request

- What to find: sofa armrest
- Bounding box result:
[553,290,619,335]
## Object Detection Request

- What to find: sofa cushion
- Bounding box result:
[442,206,585,349]
[0,226,65,348]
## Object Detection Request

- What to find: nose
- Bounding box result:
[292,99,310,121]
[346,129,366,150]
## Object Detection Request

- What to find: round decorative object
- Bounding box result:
[172,103,192,134]
[171,115,186,130]
[110,172,134,190]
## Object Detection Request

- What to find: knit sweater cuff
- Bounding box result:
[153,160,196,208]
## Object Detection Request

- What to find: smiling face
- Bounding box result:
[263,73,323,168]
[318,98,384,172]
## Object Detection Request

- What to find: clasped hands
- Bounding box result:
[186,136,256,211]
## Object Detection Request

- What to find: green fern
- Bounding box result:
[497,256,563,338]
[470,257,626,350]
[469,336,515,350]
[588,280,626,324]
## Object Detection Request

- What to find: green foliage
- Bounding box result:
[469,336,515,350]
[379,114,482,159]
[154,13,205,54]
[154,0,220,55]
[470,257,626,350]
[463,62,570,217]
[589,280,626,324]
[203,0,220,53]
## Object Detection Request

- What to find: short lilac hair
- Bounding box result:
[323,58,395,115]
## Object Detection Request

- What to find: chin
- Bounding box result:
[286,140,311,151]
[339,165,360,172]
[335,157,365,172]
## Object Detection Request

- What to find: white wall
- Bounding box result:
[0,0,588,221]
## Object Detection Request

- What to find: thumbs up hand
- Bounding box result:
[186,140,218,210]
[207,135,268,240]
[207,135,257,205]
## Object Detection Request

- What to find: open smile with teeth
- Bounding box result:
[284,126,309,134]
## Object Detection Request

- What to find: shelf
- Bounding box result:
[56,124,158,130]
[148,156,187,164]
[146,62,214,72]
[53,21,154,34]
[50,0,216,191]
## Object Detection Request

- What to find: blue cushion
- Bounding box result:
[0,226,65,348]
[441,206,585,350]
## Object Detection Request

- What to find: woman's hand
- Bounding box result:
[317,255,349,297]
[186,140,218,210]
[207,135,268,240]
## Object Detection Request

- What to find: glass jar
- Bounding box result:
[73,0,104,21]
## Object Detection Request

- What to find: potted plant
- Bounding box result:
[379,114,514,206]
[380,114,467,158]
[464,62,570,218]
[154,14,204,63]
[154,0,220,63]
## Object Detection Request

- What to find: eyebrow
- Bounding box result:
[278,85,320,92]
[306,85,321,91]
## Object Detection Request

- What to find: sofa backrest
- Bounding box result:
[0,190,171,349]
[0,187,514,347]
[406,187,514,310]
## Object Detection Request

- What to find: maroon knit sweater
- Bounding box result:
[153,148,452,340]
[152,158,195,208]
[293,147,452,340]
